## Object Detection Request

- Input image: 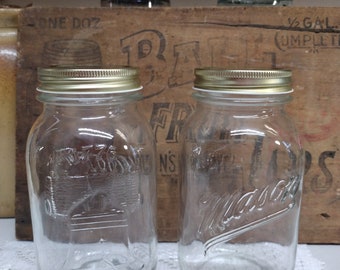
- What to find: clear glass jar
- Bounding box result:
[218,0,292,5]
[26,68,157,270]
[179,69,304,270]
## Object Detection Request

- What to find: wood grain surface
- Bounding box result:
[16,6,340,243]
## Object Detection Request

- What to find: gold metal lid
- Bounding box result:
[37,67,142,93]
[194,69,292,94]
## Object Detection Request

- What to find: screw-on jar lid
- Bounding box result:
[37,67,142,94]
[194,69,292,94]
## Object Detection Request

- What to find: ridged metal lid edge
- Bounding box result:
[37,67,142,93]
[194,69,292,94]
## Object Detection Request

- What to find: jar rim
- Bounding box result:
[193,87,294,95]
[194,69,292,94]
[37,67,142,94]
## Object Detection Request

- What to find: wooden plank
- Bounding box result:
[32,0,101,7]
[16,6,340,243]
[0,9,18,218]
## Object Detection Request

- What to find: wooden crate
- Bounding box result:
[16,6,340,243]
[0,9,18,218]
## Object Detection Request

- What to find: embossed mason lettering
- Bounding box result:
[198,175,301,251]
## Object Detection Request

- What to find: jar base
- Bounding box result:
[36,241,157,270]
[179,241,295,270]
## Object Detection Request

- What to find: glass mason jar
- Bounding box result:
[179,69,304,270]
[26,68,157,270]
[218,0,292,5]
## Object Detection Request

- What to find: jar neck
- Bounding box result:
[193,91,292,109]
[37,91,142,107]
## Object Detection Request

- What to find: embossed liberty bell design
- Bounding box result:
[26,68,157,270]
[179,69,304,270]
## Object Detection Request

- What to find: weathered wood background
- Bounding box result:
[16,6,340,243]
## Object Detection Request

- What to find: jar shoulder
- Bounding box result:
[28,111,154,149]
[182,110,301,147]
